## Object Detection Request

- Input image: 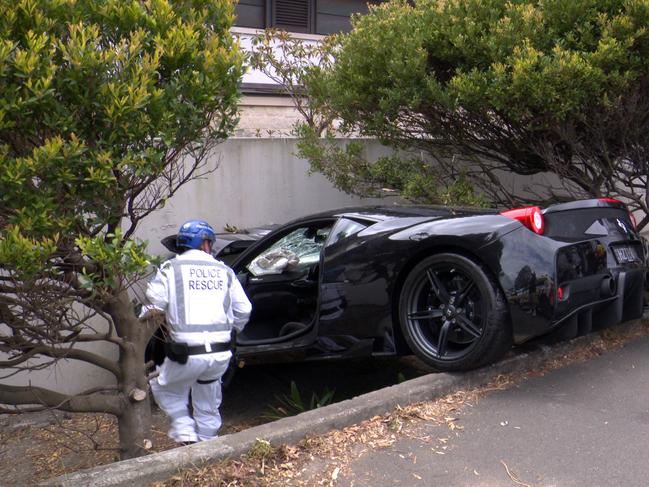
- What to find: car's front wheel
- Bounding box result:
[398,253,511,371]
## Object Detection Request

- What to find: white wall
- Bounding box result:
[136,137,394,256]
[0,320,120,396]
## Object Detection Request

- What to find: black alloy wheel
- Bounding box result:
[399,253,511,371]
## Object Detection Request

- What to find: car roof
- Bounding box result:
[303,204,498,223]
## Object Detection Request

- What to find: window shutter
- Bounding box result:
[272,0,311,33]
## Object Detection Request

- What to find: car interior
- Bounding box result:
[235,221,333,345]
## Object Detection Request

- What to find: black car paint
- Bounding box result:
[225,200,645,366]
[315,214,513,350]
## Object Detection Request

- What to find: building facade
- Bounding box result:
[235,0,375,35]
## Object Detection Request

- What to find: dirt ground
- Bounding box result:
[0,403,263,486]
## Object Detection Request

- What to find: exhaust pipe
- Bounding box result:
[600,275,617,298]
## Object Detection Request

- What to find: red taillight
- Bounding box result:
[557,286,564,301]
[598,197,622,204]
[501,206,545,234]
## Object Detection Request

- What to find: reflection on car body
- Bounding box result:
[156,199,647,372]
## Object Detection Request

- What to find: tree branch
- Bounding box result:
[0,384,122,415]
[0,344,121,378]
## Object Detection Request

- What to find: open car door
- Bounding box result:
[234,219,335,346]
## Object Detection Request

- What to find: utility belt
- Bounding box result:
[164,339,233,365]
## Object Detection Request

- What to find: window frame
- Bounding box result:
[267,0,315,34]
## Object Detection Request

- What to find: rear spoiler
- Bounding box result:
[544,198,627,214]
[544,198,636,229]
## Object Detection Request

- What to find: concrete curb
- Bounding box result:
[41,321,640,487]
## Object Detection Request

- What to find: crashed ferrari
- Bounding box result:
[158,198,647,372]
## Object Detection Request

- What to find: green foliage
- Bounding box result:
[76,229,150,291]
[290,0,649,219]
[297,126,378,197]
[0,0,243,279]
[0,225,57,278]
[330,0,649,125]
[263,381,335,420]
[371,154,486,206]
[0,1,242,456]
[297,125,486,207]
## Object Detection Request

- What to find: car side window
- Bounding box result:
[247,225,332,277]
[326,218,368,247]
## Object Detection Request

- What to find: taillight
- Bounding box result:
[501,206,545,234]
[598,197,621,204]
[628,211,638,230]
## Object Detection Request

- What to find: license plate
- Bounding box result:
[613,245,640,264]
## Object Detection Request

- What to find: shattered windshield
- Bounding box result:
[247,225,331,276]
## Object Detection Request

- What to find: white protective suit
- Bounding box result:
[146,248,252,443]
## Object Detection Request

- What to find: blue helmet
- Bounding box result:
[177,220,216,251]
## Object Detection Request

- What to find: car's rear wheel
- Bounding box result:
[398,253,511,371]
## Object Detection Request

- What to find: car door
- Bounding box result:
[234,219,336,346]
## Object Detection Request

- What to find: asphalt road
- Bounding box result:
[337,335,649,487]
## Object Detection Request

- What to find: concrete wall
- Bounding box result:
[136,137,394,257]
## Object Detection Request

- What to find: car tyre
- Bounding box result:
[398,253,512,371]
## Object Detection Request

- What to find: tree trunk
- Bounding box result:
[118,394,153,459]
[109,290,156,460]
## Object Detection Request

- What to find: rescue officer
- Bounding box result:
[145,219,251,444]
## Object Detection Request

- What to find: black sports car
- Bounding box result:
[160,199,647,372]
